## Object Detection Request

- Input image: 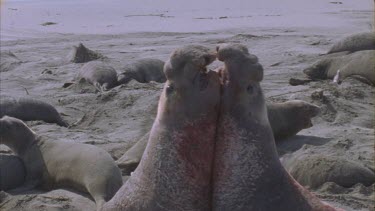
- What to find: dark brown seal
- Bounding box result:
[117,58,166,84]
[0,96,68,127]
[103,45,220,211]
[212,44,338,211]
[0,154,26,191]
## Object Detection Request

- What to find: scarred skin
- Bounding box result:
[212,44,338,211]
[103,45,220,211]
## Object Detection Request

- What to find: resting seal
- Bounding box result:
[327,32,375,54]
[78,61,119,92]
[212,44,338,210]
[0,116,123,211]
[117,58,166,85]
[103,45,220,210]
[0,96,68,127]
[303,50,375,85]
[267,100,320,140]
[0,154,26,191]
[282,154,375,189]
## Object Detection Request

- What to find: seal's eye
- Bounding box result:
[166,84,175,95]
[247,84,253,93]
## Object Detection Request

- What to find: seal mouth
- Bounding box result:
[192,66,210,91]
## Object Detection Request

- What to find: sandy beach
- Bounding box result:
[0,0,374,210]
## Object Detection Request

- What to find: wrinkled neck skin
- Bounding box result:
[213,79,315,211]
[103,84,219,211]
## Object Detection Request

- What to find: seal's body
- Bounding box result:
[268,100,320,140]
[304,50,375,85]
[212,44,337,211]
[103,45,220,211]
[79,61,118,92]
[328,32,375,54]
[0,116,123,211]
[0,154,26,191]
[0,96,68,127]
[117,58,166,85]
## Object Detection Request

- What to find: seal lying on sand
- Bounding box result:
[117,58,166,85]
[78,61,119,92]
[327,32,375,54]
[0,116,123,211]
[303,50,375,85]
[267,100,320,140]
[282,154,375,189]
[103,45,220,211]
[212,44,338,210]
[0,96,68,127]
[116,100,321,175]
[0,154,26,191]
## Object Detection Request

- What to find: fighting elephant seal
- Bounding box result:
[212,44,338,210]
[116,100,320,175]
[327,32,375,54]
[103,45,220,211]
[117,58,166,85]
[0,96,68,127]
[303,50,375,85]
[267,100,320,140]
[0,116,123,211]
[78,61,119,92]
[0,154,26,191]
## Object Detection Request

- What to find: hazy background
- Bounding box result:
[1,0,373,40]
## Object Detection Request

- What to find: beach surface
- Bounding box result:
[1,0,374,210]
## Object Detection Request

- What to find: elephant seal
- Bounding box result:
[213,44,337,210]
[267,100,321,140]
[117,58,166,85]
[303,50,375,85]
[0,154,26,191]
[0,96,68,127]
[116,101,320,175]
[282,154,375,189]
[327,32,375,54]
[0,116,123,211]
[115,131,150,175]
[78,61,119,92]
[103,45,220,211]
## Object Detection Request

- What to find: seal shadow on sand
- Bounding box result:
[276,135,332,156]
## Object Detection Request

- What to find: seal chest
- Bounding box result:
[103,45,220,211]
[212,44,338,211]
